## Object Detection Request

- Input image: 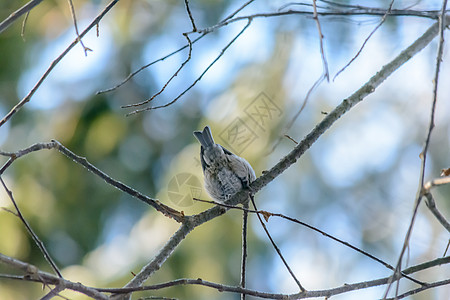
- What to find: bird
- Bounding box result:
[193,126,256,203]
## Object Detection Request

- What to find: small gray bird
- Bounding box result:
[193,126,256,203]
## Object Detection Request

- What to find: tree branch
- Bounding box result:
[0,0,43,34]
[240,201,249,300]
[98,256,450,299]
[334,0,395,79]
[251,16,447,195]
[0,140,184,222]
[383,4,449,298]
[0,177,62,278]
[126,19,253,115]
[0,253,108,300]
[0,0,120,128]
[424,192,450,233]
[194,198,423,286]
[250,196,306,292]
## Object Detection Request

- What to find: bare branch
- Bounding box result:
[424,192,450,233]
[334,0,395,80]
[312,0,329,81]
[0,0,120,128]
[198,7,444,34]
[0,140,184,222]
[97,0,255,96]
[184,0,197,32]
[2,254,448,300]
[194,197,423,286]
[267,73,326,155]
[250,196,306,292]
[110,222,195,299]
[385,278,450,300]
[0,141,58,175]
[121,34,193,109]
[0,0,43,34]
[240,202,249,300]
[21,11,30,40]
[384,2,449,298]
[251,16,446,195]
[222,0,256,21]
[0,177,62,278]
[0,253,108,300]
[67,0,92,56]
[40,284,66,300]
[1,7,448,300]
[127,19,253,115]
[96,34,206,94]
[98,256,450,299]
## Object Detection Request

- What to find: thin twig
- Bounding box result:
[127,19,253,115]
[0,0,43,34]
[2,254,447,300]
[444,240,450,256]
[121,34,193,109]
[97,34,206,94]
[249,196,306,292]
[193,197,424,286]
[385,278,450,300]
[312,0,329,81]
[253,17,447,195]
[334,0,395,80]
[184,0,197,32]
[97,0,255,95]
[196,7,443,35]
[67,0,92,56]
[383,2,448,299]
[241,201,249,300]
[0,0,120,128]
[0,177,63,278]
[267,73,326,155]
[222,0,256,21]
[21,11,30,41]
[2,15,445,300]
[424,192,450,233]
[40,284,67,300]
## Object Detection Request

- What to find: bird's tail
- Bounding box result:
[193,126,215,148]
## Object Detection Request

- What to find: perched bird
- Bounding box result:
[193,126,256,203]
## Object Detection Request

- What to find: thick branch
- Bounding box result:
[2,255,448,299]
[99,256,450,299]
[250,17,446,195]
[0,140,184,222]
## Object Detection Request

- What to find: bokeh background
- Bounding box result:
[0,0,449,299]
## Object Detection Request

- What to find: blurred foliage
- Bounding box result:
[0,1,449,300]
